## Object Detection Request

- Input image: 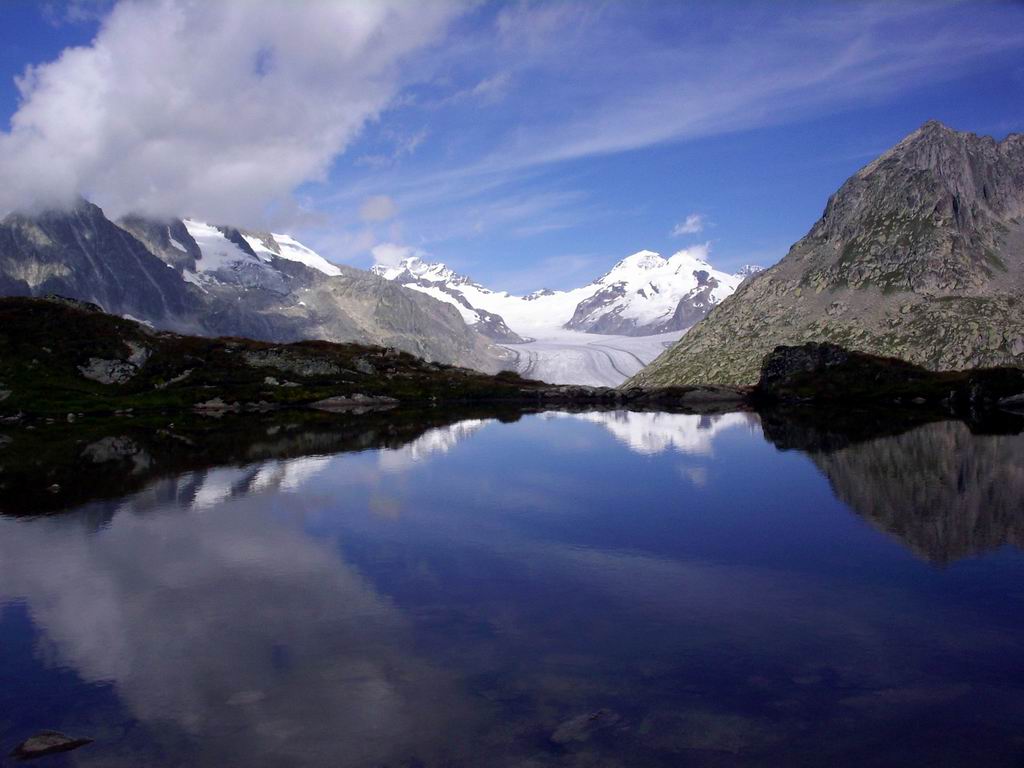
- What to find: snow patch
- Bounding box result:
[184,219,260,273]
[168,230,188,252]
[244,232,342,277]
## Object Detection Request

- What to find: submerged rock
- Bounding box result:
[194,397,239,413]
[551,708,622,744]
[9,730,93,759]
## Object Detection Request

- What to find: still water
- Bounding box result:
[2,409,1024,766]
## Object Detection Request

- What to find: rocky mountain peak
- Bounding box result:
[805,120,1024,293]
[628,122,1024,388]
[372,256,472,287]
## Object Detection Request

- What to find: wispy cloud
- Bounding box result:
[671,213,705,237]
[359,195,398,223]
[40,0,113,27]
[354,127,430,169]
[307,0,1024,259]
[411,1,1024,176]
[371,242,426,267]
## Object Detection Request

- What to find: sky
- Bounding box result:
[1,0,1023,292]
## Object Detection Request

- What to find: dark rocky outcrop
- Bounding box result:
[118,214,200,270]
[753,342,1024,412]
[630,121,1024,387]
[0,297,533,418]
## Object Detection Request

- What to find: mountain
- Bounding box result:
[564,250,746,335]
[629,121,1024,387]
[373,248,751,340]
[371,257,526,342]
[0,199,503,372]
[0,200,200,329]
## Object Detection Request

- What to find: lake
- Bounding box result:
[2,408,1023,766]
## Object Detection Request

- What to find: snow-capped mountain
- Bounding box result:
[176,219,345,293]
[0,199,504,372]
[373,257,524,342]
[736,264,764,278]
[372,245,751,340]
[564,248,743,335]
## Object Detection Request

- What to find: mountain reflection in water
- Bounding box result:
[1,407,1023,767]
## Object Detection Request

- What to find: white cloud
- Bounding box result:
[359,195,398,222]
[440,72,514,106]
[0,0,462,222]
[370,242,426,267]
[671,213,705,237]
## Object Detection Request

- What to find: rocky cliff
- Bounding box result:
[0,199,200,329]
[629,121,1024,387]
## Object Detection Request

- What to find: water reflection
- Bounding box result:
[378,418,494,472]
[770,418,1024,563]
[2,408,1024,765]
[0,488,473,766]
[549,410,756,455]
[0,408,515,516]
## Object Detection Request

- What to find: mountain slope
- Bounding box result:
[373,246,751,340]
[0,202,504,372]
[0,199,200,329]
[629,121,1024,387]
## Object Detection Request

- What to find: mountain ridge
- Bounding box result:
[373,248,758,341]
[629,121,1024,387]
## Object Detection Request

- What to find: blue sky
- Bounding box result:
[2,1,1023,291]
